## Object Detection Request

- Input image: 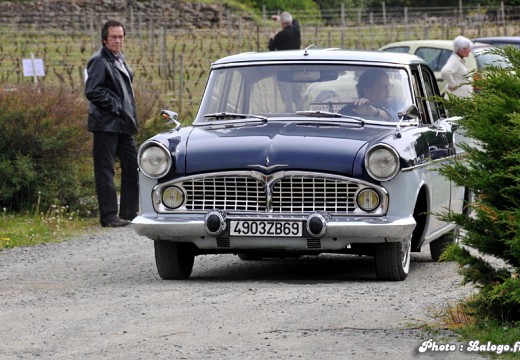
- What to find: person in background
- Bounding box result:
[269,12,303,112]
[441,35,473,97]
[85,20,139,228]
[268,11,301,51]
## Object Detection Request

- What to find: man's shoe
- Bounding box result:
[101,218,131,228]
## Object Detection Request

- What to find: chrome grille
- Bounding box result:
[183,176,266,211]
[271,175,358,213]
[180,173,360,214]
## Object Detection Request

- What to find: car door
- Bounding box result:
[411,65,455,235]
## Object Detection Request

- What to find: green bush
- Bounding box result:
[440,46,520,324]
[0,82,167,214]
[0,85,92,212]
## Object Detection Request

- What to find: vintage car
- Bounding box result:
[133,48,467,281]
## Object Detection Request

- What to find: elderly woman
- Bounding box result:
[441,35,474,97]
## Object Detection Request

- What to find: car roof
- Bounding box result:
[473,36,520,43]
[212,48,426,67]
[380,39,495,52]
[380,40,454,49]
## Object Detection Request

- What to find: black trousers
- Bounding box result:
[93,131,139,225]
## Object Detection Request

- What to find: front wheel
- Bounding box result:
[374,236,411,281]
[154,241,195,280]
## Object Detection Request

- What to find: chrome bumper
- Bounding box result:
[133,214,416,250]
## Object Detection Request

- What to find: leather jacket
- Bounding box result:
[85,47,137,134]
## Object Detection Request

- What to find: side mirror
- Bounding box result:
[397,104,420,120]
[160,110,181,130]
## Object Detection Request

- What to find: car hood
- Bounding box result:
[183,121,393,176]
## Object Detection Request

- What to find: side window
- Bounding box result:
[415,47,448,72]
[421,68,442,122]
[382,46,410,54]
[411,70,428,123]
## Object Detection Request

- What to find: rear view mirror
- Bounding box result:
[278,70,339,83]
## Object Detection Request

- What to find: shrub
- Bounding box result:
[0,82,167,214]
[440,46,520,323]
[0,85,92,212]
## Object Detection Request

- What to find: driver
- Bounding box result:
[339,69,396,121]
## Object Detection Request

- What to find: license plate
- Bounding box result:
[230,220,303,237]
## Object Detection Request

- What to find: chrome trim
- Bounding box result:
[137,140,172,179]
[401,154,459,172]
[365,143,400,181]
[132,214,416,247]
[151,171,389,216]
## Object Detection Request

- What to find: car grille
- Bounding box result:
[181,173,359,214]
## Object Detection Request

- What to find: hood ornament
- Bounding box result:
[247,156,288,171]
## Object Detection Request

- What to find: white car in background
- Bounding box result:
[379,40,510,91]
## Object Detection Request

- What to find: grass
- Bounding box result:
[0,206,99,250]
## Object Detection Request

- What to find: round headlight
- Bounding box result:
[356,188,381,212]
[162,186,185,209]
[365,145,400,181]
[138,142,171,178]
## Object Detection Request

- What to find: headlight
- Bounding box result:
[365,144,400,181]
[162,186,185,209]
[138,142,172,178]
[356,188,380,212]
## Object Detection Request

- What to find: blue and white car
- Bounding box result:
[133,48,467,281]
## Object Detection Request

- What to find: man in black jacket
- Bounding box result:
[268,12,301,51]
[268,12,303,112]
[85,20,139,228]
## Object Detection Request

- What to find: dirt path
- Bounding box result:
[0,227,480,359]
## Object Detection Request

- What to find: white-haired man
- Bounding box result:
[268,11,301,51]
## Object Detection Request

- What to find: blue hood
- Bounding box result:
[183,121,392,176]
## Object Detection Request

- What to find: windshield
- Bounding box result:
[195,64,414,123]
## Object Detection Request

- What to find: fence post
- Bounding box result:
[227,8,232,50]
[138,12,143,55]
[459,0,463,23]
[477,4,481,37]
[404,7,409,40]
[172,47,176,97]
[178,55,184,115]
[501,1,507,36]
[90,11,95,52]
[340,3,345,49]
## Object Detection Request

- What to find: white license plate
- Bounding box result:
[230,220,303,237]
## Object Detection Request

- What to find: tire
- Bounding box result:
[154,240,195,280]
[429,228,459,262]
[374,236,411,281]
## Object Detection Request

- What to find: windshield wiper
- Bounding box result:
[204,112,268,122]
[296,110,365,124]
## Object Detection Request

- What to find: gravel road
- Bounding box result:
[0,226,482,359]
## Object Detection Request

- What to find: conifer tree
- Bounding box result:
[440,46,520,322]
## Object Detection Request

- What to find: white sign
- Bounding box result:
[22,58,45,77]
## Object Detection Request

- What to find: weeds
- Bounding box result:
[0,204,98,250]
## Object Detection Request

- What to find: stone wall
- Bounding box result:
[0,0,251,31]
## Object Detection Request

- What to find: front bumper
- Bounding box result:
[132,213,416,251]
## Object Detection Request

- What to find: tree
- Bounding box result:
[440,46,520,323]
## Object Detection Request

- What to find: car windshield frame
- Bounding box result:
[194,63,415,124]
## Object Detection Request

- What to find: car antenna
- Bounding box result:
[304,44,317,56]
